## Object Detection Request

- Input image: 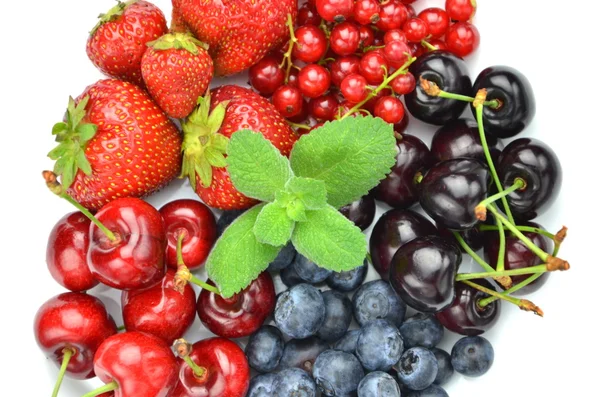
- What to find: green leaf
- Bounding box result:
[195,156,213,188]
[47,144,69,160]
[285,176,327,210]
[204,147,227,168]
[289,116,397,208]
[253,202,295,246]
[61,156,76,189]
[227,130,293,202]
[286,199,307,222]
[76,123,98,143]
[206,204,281,297]
[52,122,68,135]
[76,150,92,175]
[291,205,367,272]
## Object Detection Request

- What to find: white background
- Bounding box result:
[0,0,597,395]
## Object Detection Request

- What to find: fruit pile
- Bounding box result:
[34,0,570,396]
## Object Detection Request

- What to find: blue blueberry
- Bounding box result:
[280,264,304,287]
[293,254,332,284]
[245,325,284,373]
[273,368,317,397]
[431,348,453,385]
[326,259,368,292]
[396,347,438,391]
[332,329,361,354]
[451,336,494,377]
[399,313,444,348]
[317,290,353,342]
[268,242,296,272]
[352,280,407,327]
[406,384,449,397]
[356,319,404,372]
[275,284,326,339]
[279,336,330,373]
[247,373,277,397]
[216,209,246,237]
[357,371,401,397]
[313,350,365,396]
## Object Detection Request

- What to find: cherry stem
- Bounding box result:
[281,14,297,84]
[52,348,74,397]
[174,233,220,295]
[173,339,206,379]
[420,78,501,108]
[460,280,543,317]
[478,273,544,307]
[475,178,526,221]
[287,121,312,131]
[479,224,554,242]
[420,40,437,51]
[117,324,126,331]
[80,381,119,397]
[456,264,549,282]
[452,232,494,273]
[496,213,506,272]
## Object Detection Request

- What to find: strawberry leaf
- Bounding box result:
[52,122,68,136]
[76,123,98,143]
[61,157,76,191]
[254,202,295,246]
[76,150,93,175]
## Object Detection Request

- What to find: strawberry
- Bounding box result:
[141,33,214,119]
[87,0,168,86]
[172,0,298,76]
[48,79,182,210]
[181,85,298,210]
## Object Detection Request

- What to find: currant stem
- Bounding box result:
[478,273,544,307]
[475,178,526,221]
[461,280,543,317]
[420,40,437,51]
[287,121,312,131]
[52,348,74,397]
[80,381,119,397]
[419,78,500,108]
[455,264,548,282]
[173,339,206,379]
[174,233,221,295]
[281,14,297,84]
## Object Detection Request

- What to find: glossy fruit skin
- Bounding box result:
[172,337,250,397]
[330,22,361,56]
[390,236,462,312]
[197,272,276,338]
[405,51,472,125]
[160,199,216,271]
[33,292,117,379]
[445,22,480,57]
[376,0,409,31]
[373,134,433,209]
[370,209,438,280]
[121,269,196,344]
[438,223,485,253]
[46,212,97,292]
[293,25,328,63]
[445,0,476,21]
[298,3,322,26]
[279,336,329,372]
[402,17,430,43]
[436,279,501,336]
[374,96,405,124]
[309,94,338,121]
[498,138,562,220]
[451,336,494,377]
[330,55,361,87]
[470,66,536,138]
[418,8,449,39]
[419,158,490,231]
[298,64,331,98]
[88,198,166,290]
[273,85,304,118]
[339,195,376,230]
[249,55,286,96]
[316,0,354,22]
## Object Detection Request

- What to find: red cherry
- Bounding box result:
[330,22,361,56]
[358,25,376,48]
[272,85,305,118]
[330,55,361,87]
[402,17,430,43]
[445,0,477,22]
[376,0,409,31]
[316,0,354,22]
[88,198,166,290]
[359,50,388,85]
[298,2,322,26]
[418,8,450,38]
[46,212,97,292]
[383,40,411,69]
[353,0,381,25]
[293,25,328,63]
[374,96,405,124]
[445,21,480,57]
[390,71,416,95]
[309,94,339,121]
[383,29,407,44]
[248,55,285,96]
[405,3,416,18]
[340,73,370,104]
[298,64,331,98]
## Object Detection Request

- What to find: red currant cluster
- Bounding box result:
[249,0,480,131]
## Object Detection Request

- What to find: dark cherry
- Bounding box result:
[419,158,490,231]
[436,279,501,335]
[197,272,276,338]
[498,138,562,221]
[369,209,438,280]
[437,223,485,253]
[470,66,535,138]
[483,222,552,295]
[404,50,472,125]
[389,235,461,312]
[372,134,434,209]
[339,195,376,231]
[46,212,97,292]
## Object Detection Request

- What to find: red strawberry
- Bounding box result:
[172,0,298,76]
[87,0,168,86]
[48,79,182,210]
[181,85,298,210]
[141,32,214,118]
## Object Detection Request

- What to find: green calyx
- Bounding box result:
[90,0,137,35]
[180,92,229,190]
[147,32,209,54]
[48,96,97,190]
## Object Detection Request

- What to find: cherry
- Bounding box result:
[121,269,196,344]
[330,55,361,87]
[248,55,286,96]
[339,194,376,231]
[418,8,450,39]
[330,22,361,56]
[340,73,370,104]
[438,223,485,252]
[369,209,438,280]
[405,2,417,18]
[390,72,416,95]
[160,199,216,271]
[316,0,354,22]
[197,272,276,338]
[445,0,477,22]
[402,17,430,43]
[359,50,388,85]
[46,212,97,292]
[273,85,304,118]
[372,134,433,209]
[298,2,322,26]
[436,279,501,335]
[376,0,409,31]
[354,0,380,25]
[383,40,411,69]
[445,21,480,57]
[419,158,490,231]
[358,25,376,48]
[383,29,407,44]
[298,64,331,98]
[309,94,338,121]
[172,338,250,397]
[394,112,410,134]
[389,235,462,312]
[374,95,405,124]
[293,25,328,63]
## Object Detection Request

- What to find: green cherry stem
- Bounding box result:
[173,339,207,380]
[419,78,501,108]
[173,233,220,295]
[495,214,506,272]
[281,14,297,84]
[475,178,526,221]
[456,264,549,281]
[460,280,544,317]
[80,381,119,397]
[52,348,75,397]
[478,273,544,307]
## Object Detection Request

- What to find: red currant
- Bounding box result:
[362,87,393,113]
[402,17,430,43]
[376,0,409,31]
[330,55,361,87]
[426,39,447,52]
[383,29,407,44]
[334,100,356,118]
[292,25,328,63]
[340,73,369,104]
[390,72,415,95]
[358,26,375,48]
[383,40,411,69]
[418,8,450,39]
[359,50,388,85]
[330,22,361,56]
[248,55,285,96]
[445,21,480,57]
[298,64,331,98]
[309,94,339,121]
[400,0,417,4]
[287,100,309,123]
[354,0,381,25]
[445,0,477,22]
[316,0,354,22]
[272,85,304,118]
[374,96,405,124]
[288,68,300,87]
[298,3,322,26]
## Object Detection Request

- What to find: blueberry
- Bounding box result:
[216,209,246,237]
[396,347,438,391]
[275,284,326,339]
[273,368,317,397]
[268,243,297,272]
[431,348,453,385]
[332,329,361,354]
[326,259,368,292]
[352,280,407,327]
[293,254,332,284]
[356,319,404,372]
[451,336,494,377]
[280,264,304,287]
[399,313,444,348]
[357,371,401,397]
[313,350,365,396]
[247,373,278,397]
[406,384,449,397]
[279,336,330,373]
[245,325,284,373]
[317,290,353,342]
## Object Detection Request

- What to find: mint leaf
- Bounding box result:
[206,204,281,297]
[254,202,295,246]
[286,198,307,222]
[289,116,396,208]
[291,205,367,272]
[227,130,293,202]
[285,177,327,210]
